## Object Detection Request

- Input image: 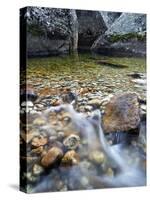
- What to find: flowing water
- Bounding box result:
[20,53,146,193]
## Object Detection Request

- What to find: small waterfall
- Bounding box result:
[91,109,146,187]
[32,104,146,192]
[93,109,127,172]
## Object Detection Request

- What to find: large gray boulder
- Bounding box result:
[76,10,107,50]
[100,11,121,28]
[21,7,146,57]
[24,7,107,57]
[25,7,72,56]
[91,13,146,56]
[23,7,107,56]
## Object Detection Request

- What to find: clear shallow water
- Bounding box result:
[22,104,146,193]
[21,54,146,193]
[27,53,146,99]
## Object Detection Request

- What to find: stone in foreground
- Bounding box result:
[41,147,63,167]
[102,93,140,133]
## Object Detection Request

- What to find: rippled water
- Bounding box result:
[26,54,146,101]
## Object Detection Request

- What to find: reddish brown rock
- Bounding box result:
[102,93,140,133]
[51,98,62,106]
[38,87,58,96]
[41,147,63,167]
[61,150,80,166]
[79,88,89,95]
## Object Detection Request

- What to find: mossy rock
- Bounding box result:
[108,32,146,43]
[27,24,45,37]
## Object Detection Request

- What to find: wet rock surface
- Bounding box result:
[21,7,146,57]
[102,93,140,133]
[20,54,146,193]
[41,147,63,167]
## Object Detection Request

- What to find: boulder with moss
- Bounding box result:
[91,13,146,56]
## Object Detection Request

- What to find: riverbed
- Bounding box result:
[20,53,146,193]
[26,53,146,101]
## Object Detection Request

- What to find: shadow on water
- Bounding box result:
[96,60,129,68]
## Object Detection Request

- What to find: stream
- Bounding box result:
[20,53,146,193]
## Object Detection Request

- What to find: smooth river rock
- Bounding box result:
[102,93,140,133]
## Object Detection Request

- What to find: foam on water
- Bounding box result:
[32,104,146,192]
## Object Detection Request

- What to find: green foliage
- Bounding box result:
[108,32,146,43]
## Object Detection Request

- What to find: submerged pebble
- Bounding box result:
[63,134,80,150]
[106,168,114,177]
[80,176,89,187]
[33,117,46,126]
[88,99,102,108]
[31,135,48,147]
[25,172,37,182]
[32,164,44,175]
[41,147,63,167]
[61,150,80,166]
[89,150,105,164]
[20,54,146,192]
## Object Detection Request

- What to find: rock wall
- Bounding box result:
[91,13,146,56]
[76,10,107,51]
[21,7,146,57]
[24,7,107,56]
[100,11,121,28]
[25,7,71,56]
